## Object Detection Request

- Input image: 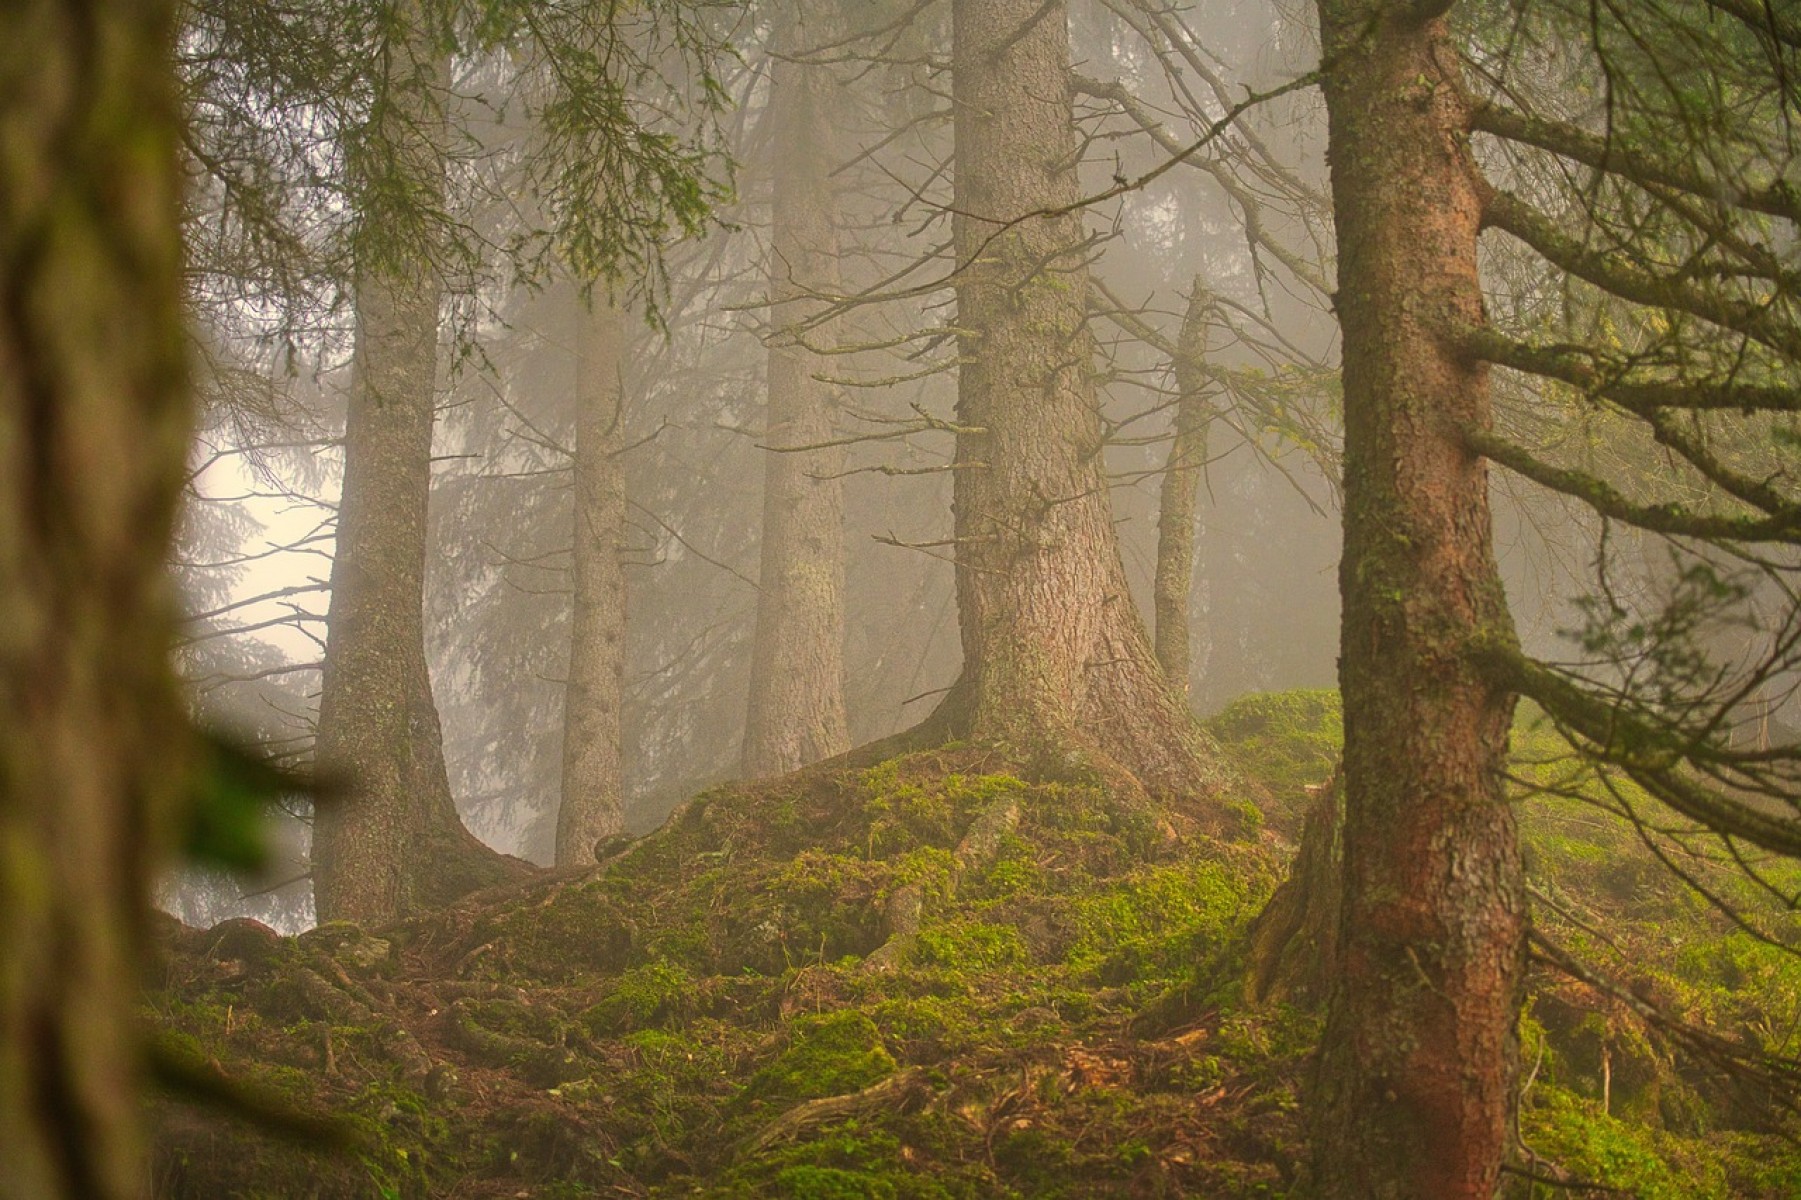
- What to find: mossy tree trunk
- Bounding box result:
[742,0,852,779]
[1309,2,1525,1195]
[0,1,191,1194]
[943,0,1232,805]
[1153,284,1216,694]
[557,294,628,863]
[311,9,526,924]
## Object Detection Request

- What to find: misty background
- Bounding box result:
[166,0,1619,931]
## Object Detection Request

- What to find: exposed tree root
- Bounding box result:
[862,793,1021,973]
[736,1067,932,1157]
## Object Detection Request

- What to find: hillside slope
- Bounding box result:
[146,695,1801,1198]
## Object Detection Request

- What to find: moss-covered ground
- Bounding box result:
[145,698,1801,1198]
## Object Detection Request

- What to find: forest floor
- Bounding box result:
[147,692,1801,1198]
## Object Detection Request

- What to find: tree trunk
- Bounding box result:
[1309,3,1525,1196]
[311,15,525,925]
[1244,772,1342,1007]
[1153,284,1215,692]
[557,294,628,863]
[742,0,851,778]
[944,0,1233,806]
[0,2,191,1194]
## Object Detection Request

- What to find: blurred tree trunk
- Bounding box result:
[0,1,192,1194]
[742,0,851,778]
[1308,2,1525,1195]
[943,0,1233,807]
[311,11,525,924]
[557,294,628,862]
[1153,286,1216,693]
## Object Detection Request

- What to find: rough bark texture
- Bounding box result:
[1244,773,1342,1007]
[0,2,191,1194]
[742,0,851,779]
[945,0,1233,806]
[557,296,628,863]
[311,16,525,924]
[1153,286,1215,692]
[1310,3,1526,1196]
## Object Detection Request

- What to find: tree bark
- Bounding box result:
[1244,772,1342,1007]
[944,0,1233,806]
[0,2,191,1194]
[1309,3,1525,1196]
[1153,285,1215,692]
[742,0,852,778]
[557,294,628,863]
[311,12,525,924]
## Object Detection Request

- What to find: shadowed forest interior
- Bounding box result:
[4,0,1801,1197]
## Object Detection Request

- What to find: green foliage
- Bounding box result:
[182,727,316,871]
[182,0,735,340]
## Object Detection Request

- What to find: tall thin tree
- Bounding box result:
[311,2,523,922]
[742,0,852,778]
[1153,284,1218,693]
[557,291,629,862]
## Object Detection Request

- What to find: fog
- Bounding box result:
[165,0,1688,931]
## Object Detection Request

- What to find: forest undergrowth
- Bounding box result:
[146,693,1801,1198]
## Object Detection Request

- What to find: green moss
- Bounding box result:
[1204,691,1340,814]
[1719,1134,1801,1198]
[714,1122,977,1200]
[1523,1087,1731,1200]
[148,725,1801,1200]
[890,848,957,904]
[565,1027,742,1150]
[992,1126,1075,1193]
[485,881,636,981]
[867,995,982,1058]
[1066,861,1259,983]
[728,852,890,970]
[751,1011,897,1103]
[772,1165,897,1200]
[583,959,697,1035]
[1673,933,1801,1032]
[914,920,1029,972]
[861,767,1027,858]
[971,846,1041,898]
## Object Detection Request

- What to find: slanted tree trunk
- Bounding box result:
[311,13,525,924]
[1309,3,1525,1195]
[557,294,628,863]
[742,0,851,778]
[942,0,1233,806]
[0,1,191,1194]
[1153,284,1216,692]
